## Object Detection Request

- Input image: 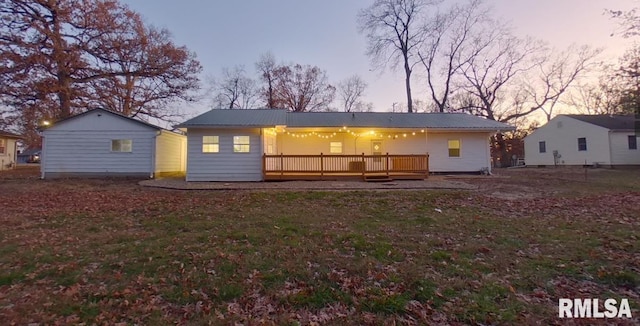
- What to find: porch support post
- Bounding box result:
[320,152,324,180]
[361,152,365,180]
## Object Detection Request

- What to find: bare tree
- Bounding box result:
[565,78,626,115]
[255,52,281,108]
[456,28,546,122]
[337,75,368,112]
[358,0,432,113]
[608,7,640,38]
[212,66,258,109]
[273,64,335,112]
[523,45,602,122]
[418,0,489,113]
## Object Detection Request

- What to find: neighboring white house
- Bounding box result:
[524,114,639,167]
[177,109,514,182]
[0,130,20,171]
[41,108,186,178]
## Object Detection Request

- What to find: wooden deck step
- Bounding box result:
[364,175,393,182]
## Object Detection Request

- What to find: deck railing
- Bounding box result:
[263,153,429,180]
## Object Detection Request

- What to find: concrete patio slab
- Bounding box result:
[139,176,478,191]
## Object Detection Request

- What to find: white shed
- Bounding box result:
[524,114,639,167]
[41,108,186,178]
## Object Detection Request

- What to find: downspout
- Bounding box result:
[12,139,17,169]
[607,130,613,168]
[40,135,46,179]
[150,130,159,179]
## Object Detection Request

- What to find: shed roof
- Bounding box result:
[178,109,514,131]
[565,114,637,131]
[0,130,21,139]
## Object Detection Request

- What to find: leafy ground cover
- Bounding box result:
[0,166,639,325]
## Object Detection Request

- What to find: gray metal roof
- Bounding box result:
[178,109,514,131]
[565,114,636,131]
[178,109,288,127]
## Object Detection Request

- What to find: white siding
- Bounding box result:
[155,131,187,173]
[275,129,488,172]
[0,138,18,171]
[524,116,612,166]
[277,130,428,155]
[426,132,491,172]
[41,110,158,177]
[609,132,640,165]
[186,128,263,181]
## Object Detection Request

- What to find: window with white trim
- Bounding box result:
[0,139,5,154]
[111,139,132,152]
[539,141,546,153]
[202,136,219,153]
[329,141,343,154]
[448,139,460,157]
[578,137,587,151]
[233,136,250,153]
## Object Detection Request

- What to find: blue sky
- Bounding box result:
[121,0,635,117]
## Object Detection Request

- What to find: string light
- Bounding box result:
[279,128,428,139]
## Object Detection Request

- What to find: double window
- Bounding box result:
[201,135,251,153]
[111,139,132,152]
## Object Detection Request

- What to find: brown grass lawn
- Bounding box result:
[0,166,639,325]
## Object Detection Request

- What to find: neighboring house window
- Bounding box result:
[330,141,343,154]
[202,136,219,153]
[0,139,5,154]
[539,141,546,153]
[577,137,587,151]
[233,136,250,153]
[111,139,132,152]
[448,139,460,157]
[629,135,638,150]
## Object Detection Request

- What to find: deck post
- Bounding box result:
[280,153,284,179]
[386,152,389,177]
[361,152,365,180]
[320,152,324,180]
[425,153,429,179]
[262,153,266,180]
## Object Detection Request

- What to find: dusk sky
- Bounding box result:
[121,0,636,117]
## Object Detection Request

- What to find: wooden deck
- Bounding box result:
[263,153,429,181]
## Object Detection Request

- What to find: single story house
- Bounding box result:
[41,108,187,178]
[0,130,21,171]
[177,109,514,182]
[524,114,639,167]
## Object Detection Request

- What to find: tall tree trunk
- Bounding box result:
[51,9,72,118]
[404,59,413,113]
